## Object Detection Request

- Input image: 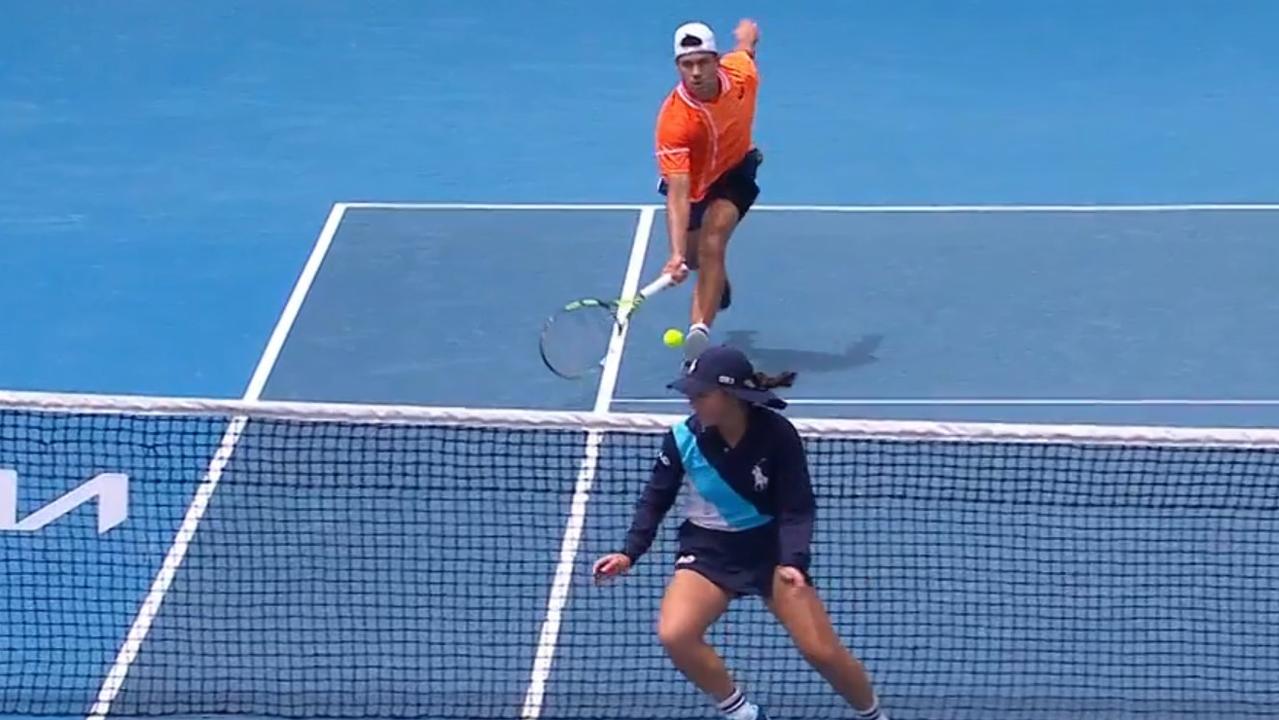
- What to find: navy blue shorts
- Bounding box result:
[659,148,763,234]
[673,520,806,600]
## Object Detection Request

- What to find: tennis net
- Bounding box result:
[1,390,1276,720]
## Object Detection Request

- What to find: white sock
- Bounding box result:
[689,322,710,336]
[853,696,884,720]
[716,687,759,720]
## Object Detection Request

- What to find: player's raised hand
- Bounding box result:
[734,19,760,53]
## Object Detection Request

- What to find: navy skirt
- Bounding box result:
[672,519,809,599]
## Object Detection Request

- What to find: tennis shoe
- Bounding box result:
[683,325,710,365]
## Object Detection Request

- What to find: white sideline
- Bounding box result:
[520,207,656,719]
[85,203,348,719]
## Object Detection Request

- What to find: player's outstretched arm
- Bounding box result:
[663,173,692,282]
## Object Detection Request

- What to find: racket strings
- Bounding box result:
[539,303,619,378]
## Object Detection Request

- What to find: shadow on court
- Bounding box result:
[723,330,884,376]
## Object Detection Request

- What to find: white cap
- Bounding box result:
[673,22,717,58]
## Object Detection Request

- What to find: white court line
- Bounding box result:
[344,202,656,211]
[593,208,657,414]
[86,203,348,720]
[341,201,1279,213]
[245,204,348,399]
[614,397,1279,407]
[520,208,656,720]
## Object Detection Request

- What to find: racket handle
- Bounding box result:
[618,265,687,324]
[637,265,686,299]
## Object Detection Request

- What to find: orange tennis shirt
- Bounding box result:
[655,50,759,202]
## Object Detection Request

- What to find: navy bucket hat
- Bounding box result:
[667,345,787,409]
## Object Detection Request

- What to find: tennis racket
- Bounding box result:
[539,271,681,379]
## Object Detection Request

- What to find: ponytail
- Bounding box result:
[751,370,797,390]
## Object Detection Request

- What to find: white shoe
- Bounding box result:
[683,325,710,363]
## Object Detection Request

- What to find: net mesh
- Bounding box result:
[1,392,1277,720]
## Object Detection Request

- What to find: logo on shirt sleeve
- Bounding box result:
[658,452,671,467]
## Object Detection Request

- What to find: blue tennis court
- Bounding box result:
[262,202,1279,428]
[3,2,1279,719]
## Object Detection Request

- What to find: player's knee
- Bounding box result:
[696,237,727,268]
[656,616,702,656]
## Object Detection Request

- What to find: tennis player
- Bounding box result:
[593,346,888,720]
[656,20,765,364]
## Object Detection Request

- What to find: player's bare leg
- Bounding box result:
[684,199,740,362]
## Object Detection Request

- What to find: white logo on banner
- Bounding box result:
[0,469,129,534]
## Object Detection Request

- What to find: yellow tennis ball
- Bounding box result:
[662,328,685,348]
